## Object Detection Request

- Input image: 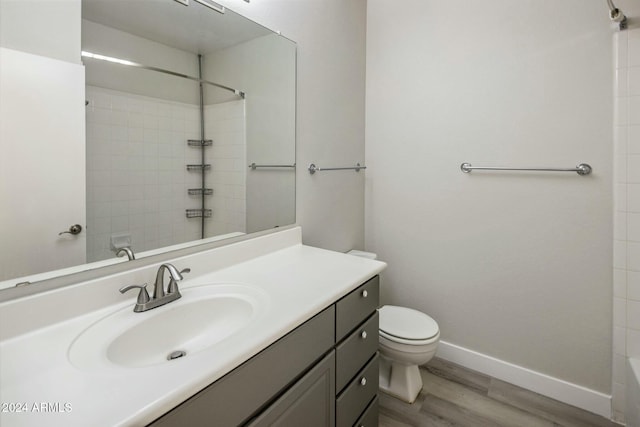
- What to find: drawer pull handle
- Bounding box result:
[361,331,367,339]
[362,290,368,298]
[360,377,367,386]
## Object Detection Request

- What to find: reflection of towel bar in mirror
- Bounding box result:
[308,163,366,174]
[248,163,296,170]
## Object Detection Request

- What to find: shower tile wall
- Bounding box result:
[613,27,640,423]
[85,86,246,262]
[204,101,246,238]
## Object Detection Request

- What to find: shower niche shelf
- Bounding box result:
[186,209,212,218]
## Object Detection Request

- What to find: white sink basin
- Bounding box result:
[68,284,269,370]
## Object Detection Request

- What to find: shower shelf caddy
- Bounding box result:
[188,139,213,147]
[186,164,211,171]
[188,188,214,196]
[185,138,213,219]
[186,209,212,218]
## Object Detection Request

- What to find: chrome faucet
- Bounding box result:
[120,263,190,312]
[116,247,136,261]
[153,263,188,299]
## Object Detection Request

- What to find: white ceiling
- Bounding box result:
[82,0,273,55]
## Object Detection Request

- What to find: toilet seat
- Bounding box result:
[379,305,439,345]
[379,330,439,346]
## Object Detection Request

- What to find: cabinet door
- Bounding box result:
[247,351,335,427]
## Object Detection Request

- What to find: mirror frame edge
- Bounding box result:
[0,224,297,304]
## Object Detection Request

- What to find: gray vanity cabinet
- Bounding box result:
[148,275,379,427]
[334,276,380,427]
[336,355,379,427]
[355,396,379,427]
[246,351,335,427]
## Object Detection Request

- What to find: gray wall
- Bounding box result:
[365,0,613,393]
[204,34,296,233]
[0,0,81,64]
[216,0,367,251]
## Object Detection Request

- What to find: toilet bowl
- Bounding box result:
[346,250,440,403]
[378,305,440,403]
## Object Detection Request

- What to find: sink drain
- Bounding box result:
[167,350,187,361]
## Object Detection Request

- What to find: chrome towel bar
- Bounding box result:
[460,163,592,176]
[308,163,366,174]
[248,163,296,170]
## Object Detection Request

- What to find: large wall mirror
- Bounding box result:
[0,0,296,290]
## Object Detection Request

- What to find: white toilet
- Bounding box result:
[378,305,440,403]
[347,250,440,404]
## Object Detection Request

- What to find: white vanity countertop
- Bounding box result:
[0,227,386,427]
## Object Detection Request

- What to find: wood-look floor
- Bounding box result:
[379,358,621,427]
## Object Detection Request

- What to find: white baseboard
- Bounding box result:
[436,340,612,419]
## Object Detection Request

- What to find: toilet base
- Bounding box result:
[378,355,423,403]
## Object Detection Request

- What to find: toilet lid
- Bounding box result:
[379,305,439,340]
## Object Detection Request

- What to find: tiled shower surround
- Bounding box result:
[85,86,246,262]
[613,27,640,423]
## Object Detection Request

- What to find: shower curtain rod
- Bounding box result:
[81,51,245,98]
[606,0,627,30]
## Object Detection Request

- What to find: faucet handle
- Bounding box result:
[120,284,150,305]
[167,268,190,294]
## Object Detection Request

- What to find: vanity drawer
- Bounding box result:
[335,311,379,392]
[336,276,379,342]
[336,353,379,427]
[354,396,378,427]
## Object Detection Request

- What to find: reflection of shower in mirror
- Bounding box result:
[0,0,296,290]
